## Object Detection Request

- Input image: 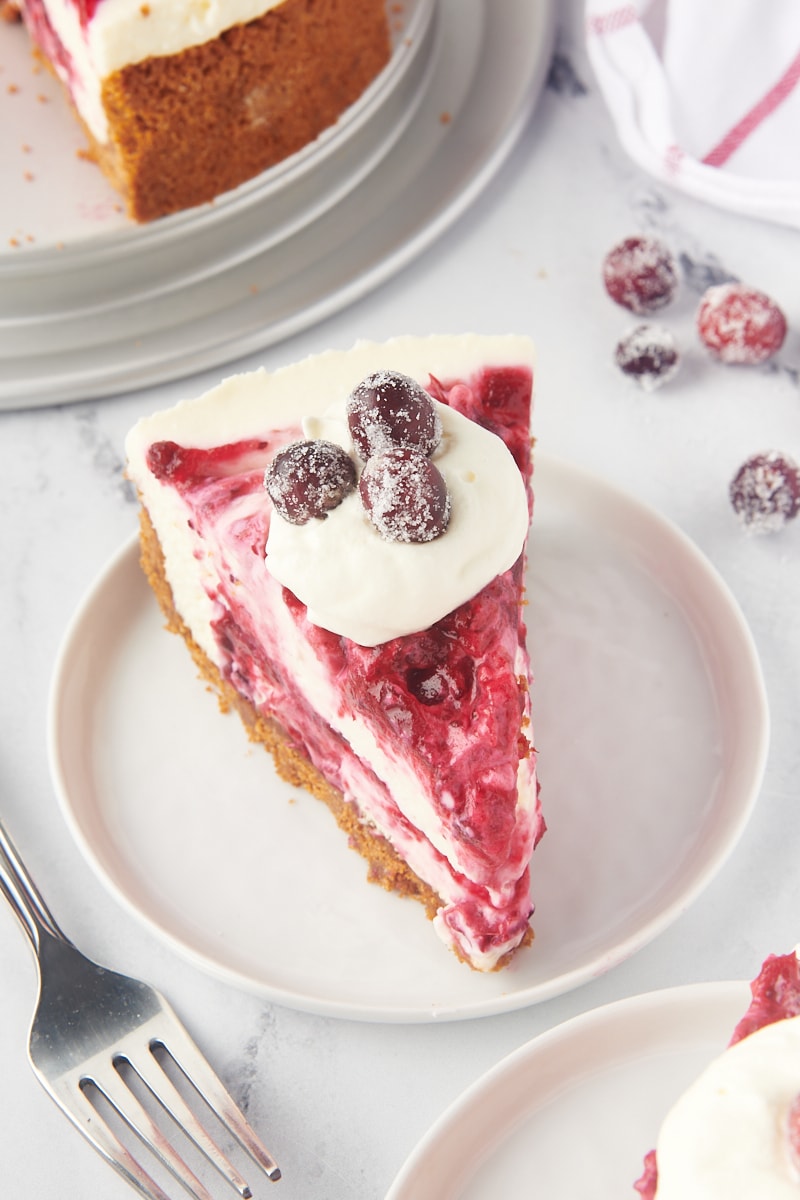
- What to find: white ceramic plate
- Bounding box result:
[48,456,769,1021]
[385,980,750,1198]
[1,0,556,407]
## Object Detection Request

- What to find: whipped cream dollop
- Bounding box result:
[654,1014,800,1199]
[265,399,530,646]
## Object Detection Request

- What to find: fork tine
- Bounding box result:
[59,1080,176,1200]
[151,1013,281,1182]
[125,1045,253,1197]
[1,813,282,1197]
[88,1066,217,1200]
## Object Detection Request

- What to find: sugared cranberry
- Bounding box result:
[602,235,678,314]
[359,448,450,542]
[614,324,680,390]
[346,370,442,460]
[729,451,800,534]
[697,282,787,364]
[264,439,355,525]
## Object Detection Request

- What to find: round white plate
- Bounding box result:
[1,0,556,408]
[385,980,750,1198]
[48,456,769,1022]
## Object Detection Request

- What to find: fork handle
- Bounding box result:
[0,816,67,955]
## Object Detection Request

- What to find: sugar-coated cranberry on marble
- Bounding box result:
[264,439,356,524]
[729,451,800,534]
[602,235,678,314]
[346,370,442,460]
[697,283,787,364]
[615,324,680,390]
[359,448,450,542]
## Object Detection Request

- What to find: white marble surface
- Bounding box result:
[2,2,800,1197]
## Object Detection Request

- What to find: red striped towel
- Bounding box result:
[585,0,800,227]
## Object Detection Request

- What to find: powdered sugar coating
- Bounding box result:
[264,439,356,525]
[697,283,787,364]
[346,370,443,460]
[602,235,678,314]
[615,324,680,390]
[729,451,800,534]
[359,448,451,543]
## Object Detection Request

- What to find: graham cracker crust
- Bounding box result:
[52,0,390,221]
[138,508,442,909]
[137,507,532,970]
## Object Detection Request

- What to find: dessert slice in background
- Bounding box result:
[636,949,800,1198]
[9,0,390,220]
[125,335,543,971]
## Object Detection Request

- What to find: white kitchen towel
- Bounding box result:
[585,0,800,228]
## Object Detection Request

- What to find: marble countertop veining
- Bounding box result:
[2,3,800,1197]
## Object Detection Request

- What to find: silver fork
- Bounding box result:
[0,815,281,1199]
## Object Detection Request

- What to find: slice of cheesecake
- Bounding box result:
[9,0,390,221]
[636,950,800,1198]
[125,335,543,970]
